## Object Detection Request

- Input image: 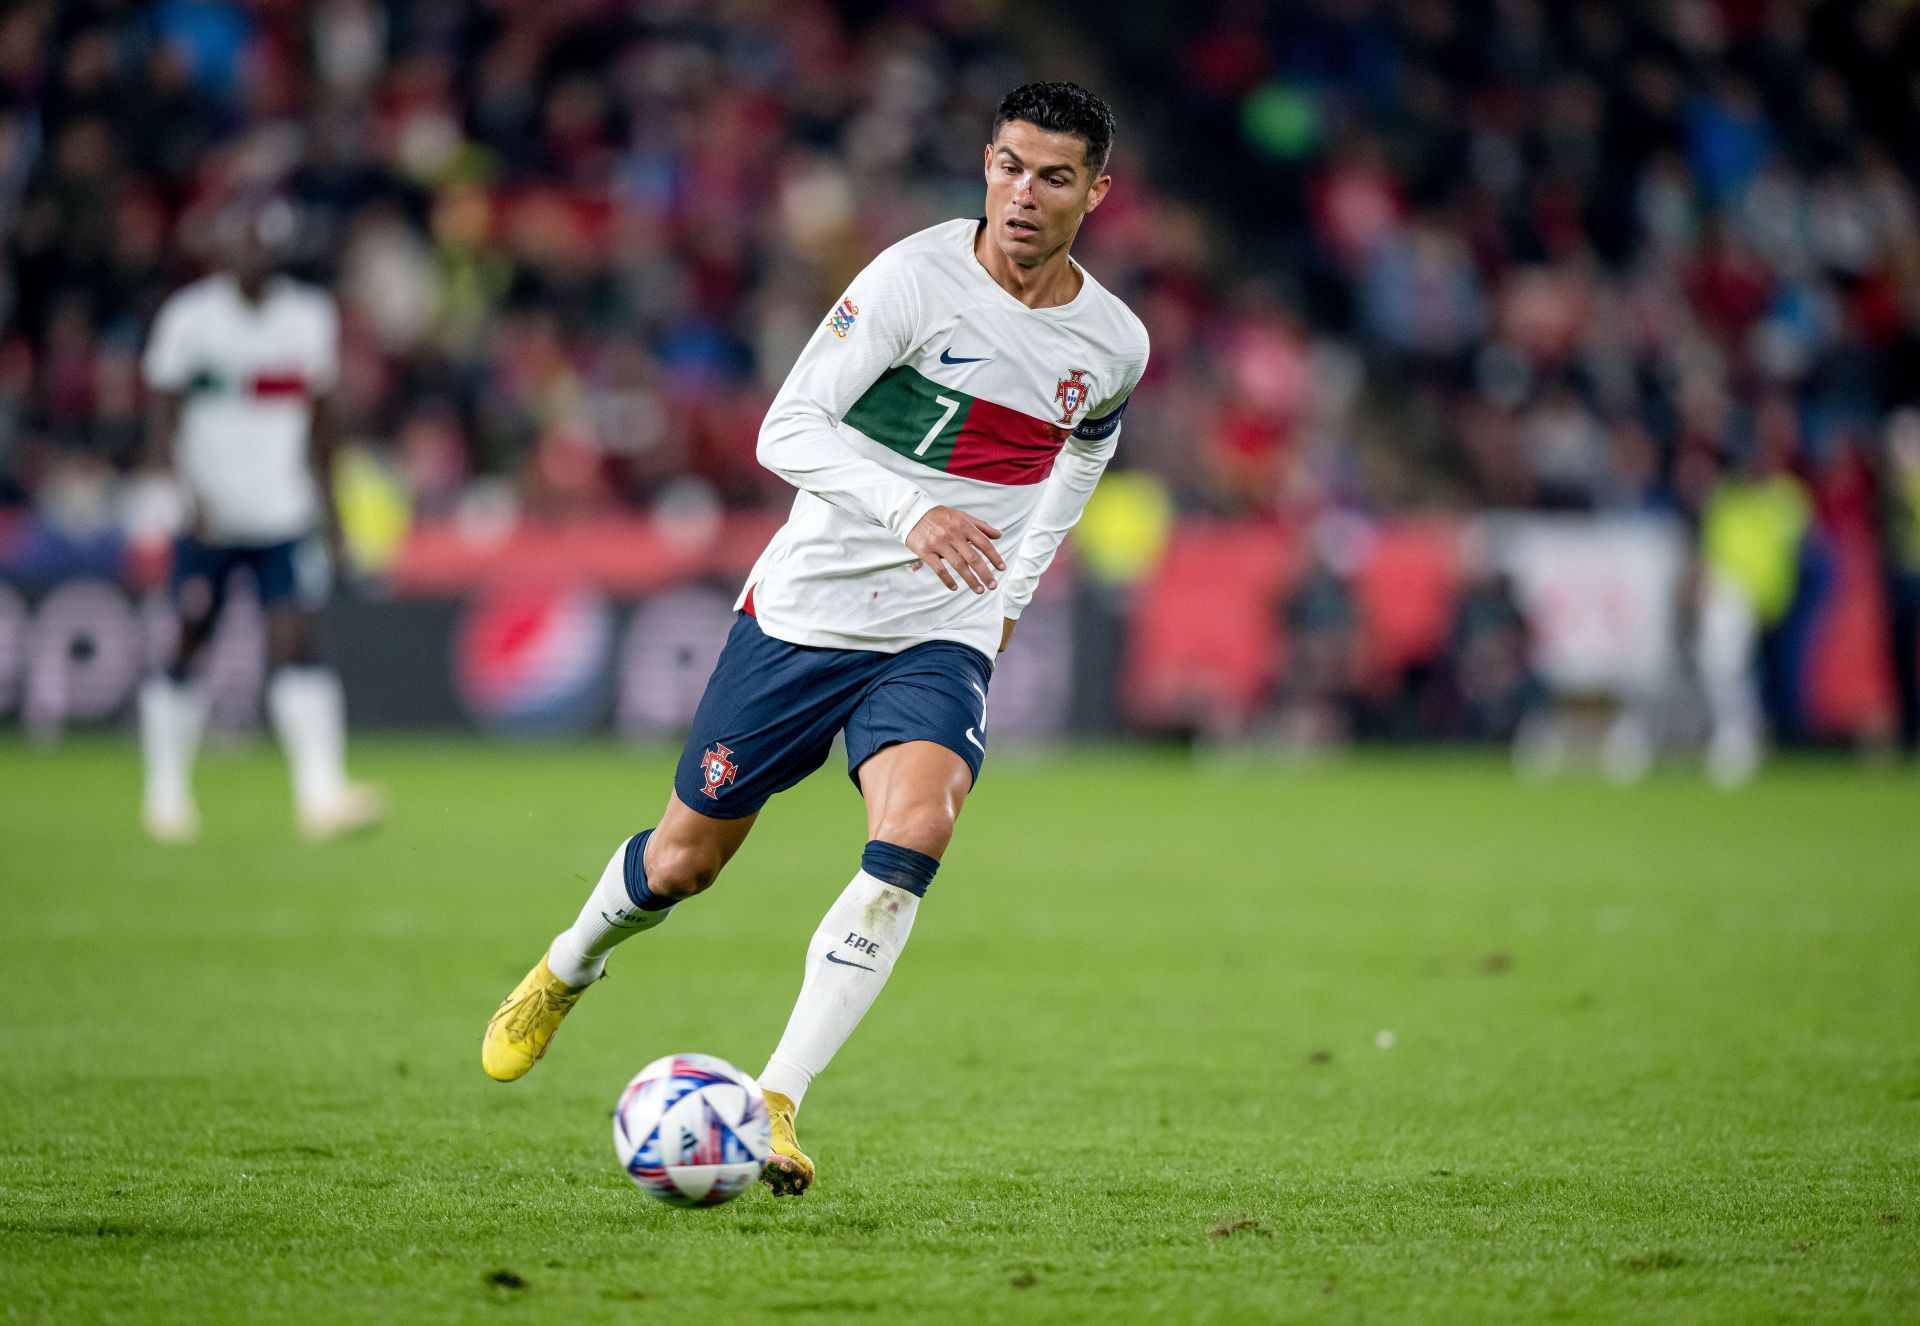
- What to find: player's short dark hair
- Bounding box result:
[991,82,1115,175]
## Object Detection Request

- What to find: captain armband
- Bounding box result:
[1072,397,1128,441]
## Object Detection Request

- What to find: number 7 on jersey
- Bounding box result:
[916,396,962,456]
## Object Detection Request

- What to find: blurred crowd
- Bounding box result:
[6,0,1911,507]
[3,0,1919,745]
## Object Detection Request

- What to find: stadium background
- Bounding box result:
[4,6,1920,1323]
[3,0,1918,761]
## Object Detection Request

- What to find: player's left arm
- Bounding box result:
[997,354,1145,648]
[308,392,345,560]
[141,290,196,532]
[144,391,184,472]
[305,293,347,565]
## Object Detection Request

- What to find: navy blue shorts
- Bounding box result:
[674,612,993,819]
[170,535,324,624]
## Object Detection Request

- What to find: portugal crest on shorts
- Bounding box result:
[699,743,738,798]
[1054,369,1091,425]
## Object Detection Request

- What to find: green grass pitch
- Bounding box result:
[1,738,1916,1323]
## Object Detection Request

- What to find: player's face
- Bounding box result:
[228,232,274,286]
[981,121,1110,268]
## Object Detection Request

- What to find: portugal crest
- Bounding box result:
[1054,368,1091,425]
[699,743,738,798]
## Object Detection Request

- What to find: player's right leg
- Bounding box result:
[481,794,756,1082]
[257,538,385,840]
[757,641,991,1196]
[482,610,850,1082]
[138,537,226,842]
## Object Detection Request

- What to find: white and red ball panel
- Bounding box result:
[612,1053,771,1207]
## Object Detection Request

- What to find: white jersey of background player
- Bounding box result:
[138,201,382,842]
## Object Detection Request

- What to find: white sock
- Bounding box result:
[267,666,349,815]
[760,870,921,1108]
[548,834,673,988]
[139,677,203,817]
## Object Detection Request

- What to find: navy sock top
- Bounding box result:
[861,839,940,896]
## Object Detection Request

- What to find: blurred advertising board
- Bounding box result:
[1479,514,1689,697]
[0,513,1895,743]
[1121,517,1467,731]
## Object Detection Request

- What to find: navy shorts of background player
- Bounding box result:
[673,609,993,819]
[169,534,325,627]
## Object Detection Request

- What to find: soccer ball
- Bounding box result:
[611,1052,772,1207]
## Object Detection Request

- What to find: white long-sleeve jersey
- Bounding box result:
[743,218,1149,660]
[142,274,340,544]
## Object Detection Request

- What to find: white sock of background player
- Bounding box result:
[267,666,350,816]
[758,842,936,1108]
[138,675,204,821]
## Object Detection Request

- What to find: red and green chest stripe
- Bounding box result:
[184,367,312,399]
[842,365,1067,486]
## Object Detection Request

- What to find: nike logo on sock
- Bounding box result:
[939,348,990,365]
[824,951,876,972]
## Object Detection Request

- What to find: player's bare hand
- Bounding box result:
[907,506,1005,594]
[999,618,1016,653]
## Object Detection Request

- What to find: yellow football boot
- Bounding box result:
[760,1089,815,1196]
[481,953,590,1082]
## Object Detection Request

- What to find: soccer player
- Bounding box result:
[482,82,1149,1195]
[138,200,383,843]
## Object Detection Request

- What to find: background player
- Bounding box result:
[138,199,383,843]
[482,82,1148,1195]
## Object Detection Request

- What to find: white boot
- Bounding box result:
[267,666,385,840]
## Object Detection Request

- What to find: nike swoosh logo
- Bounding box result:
[825,952,876,971]
[940,349,990,365]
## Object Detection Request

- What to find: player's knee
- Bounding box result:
[265,610,318,668]
[169,621,214,679]
[870,806,957,860]
[644,836,729,900]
